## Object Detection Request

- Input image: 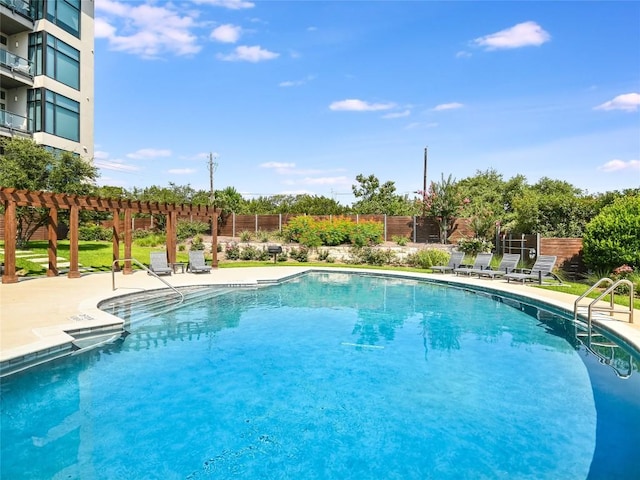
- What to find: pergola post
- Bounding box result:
[211,210,218,268]
[47,207,58,277]
[166,211,177,264]
[123,208,132,274]
[68,205,81,278]
[112,209,120,272]
[2,199,18,284]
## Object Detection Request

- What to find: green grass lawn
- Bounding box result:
[2,241,638,311]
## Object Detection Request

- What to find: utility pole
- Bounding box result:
[423,146,428,194]
[208,152,218,206]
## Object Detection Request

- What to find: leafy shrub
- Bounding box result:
[289,246,309,262]
[392,235,409,246]
[177,219,209,241]
[406,249,450,269]
[225,242,240,260]
[239,230,253,242]
[134,234,166,247]
[349,220,383,247]
[317,249,331,261]
[133,228,154,239]
[456,237,493,255]
[256,230,271,243]
[282,216,316,244]
[277,250,289,262]
[283,216,383,247]
[348,246,397,266]
[77,225,112,241]
[240,245,260,260]
[178,244,186,252]
[583,196,640,272]
[190,235,205,251]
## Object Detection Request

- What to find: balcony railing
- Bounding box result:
[0,0,33,19]
[0,110,32,133]
[0,48,33,77]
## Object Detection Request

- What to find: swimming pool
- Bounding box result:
[1,272,639,478]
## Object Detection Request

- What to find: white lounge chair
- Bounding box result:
[504,255,561,284]
[431,251,465,273]
[472,253,521,280]
[454,252,493,276]
[188,250,212,274]
[149,251,172,276]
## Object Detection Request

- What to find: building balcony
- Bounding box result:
[0,0,34,35]
[0,110,32,138]
[0,47,33,88]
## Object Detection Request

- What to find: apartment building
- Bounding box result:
[0,0,94,159]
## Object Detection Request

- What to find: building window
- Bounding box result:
[29,32,80,89]
[33,0,81,38]
[28,88,80,142]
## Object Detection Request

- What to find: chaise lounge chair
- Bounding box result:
[504,255,561,284]
[149,251,172,276]
[431,251,465,274]
[188,250,212,274]
[471,253,521,280]
[453,252,493,276]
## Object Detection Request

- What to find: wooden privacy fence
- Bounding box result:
[214,213,474,244]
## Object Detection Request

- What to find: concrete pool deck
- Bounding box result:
[1,266,639,375]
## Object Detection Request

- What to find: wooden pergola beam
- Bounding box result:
[0,187,219,284]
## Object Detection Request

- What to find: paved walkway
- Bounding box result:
[1,267,639,371]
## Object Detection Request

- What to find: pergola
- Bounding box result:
[1,187,219,284]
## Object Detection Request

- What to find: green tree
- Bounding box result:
[510,178,597,237]
[0,138,98,246]
[420,173,460,244]
[583,195,640,272]
[214,186,246,214]
[352,174,417,215]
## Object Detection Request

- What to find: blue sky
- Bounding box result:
[93,0,640,204]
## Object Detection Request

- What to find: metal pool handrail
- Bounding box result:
[111,258,184,304]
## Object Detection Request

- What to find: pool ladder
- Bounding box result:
[111,258,184,304]
[573,278,634,329]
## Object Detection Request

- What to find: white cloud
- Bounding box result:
[300,176,350,186]
[94,160,141,172]
[168,168,197,174]
[192,0,255,9]
[94,18,116,38]
[261,162,296,170]
[95,0,200,58]
[432,102,464,111]
[382,110,411,119]
[217,45,279,62]
[329,99,396,112]
[598,159,640,172]
[127,148,172,159]
[179,152,212,161]
[279,75,316,87]
[456,50,472,59]
[473,21,550,50]
[594,93,640,112]
[210,24,242,43]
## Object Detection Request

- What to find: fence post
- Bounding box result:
[384,215,387,242]
[232,212,236,238]
[279,213,282,232]
[413,216,417,243]
[536,233,541,258]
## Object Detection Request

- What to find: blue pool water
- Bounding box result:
[1,272,639,479]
